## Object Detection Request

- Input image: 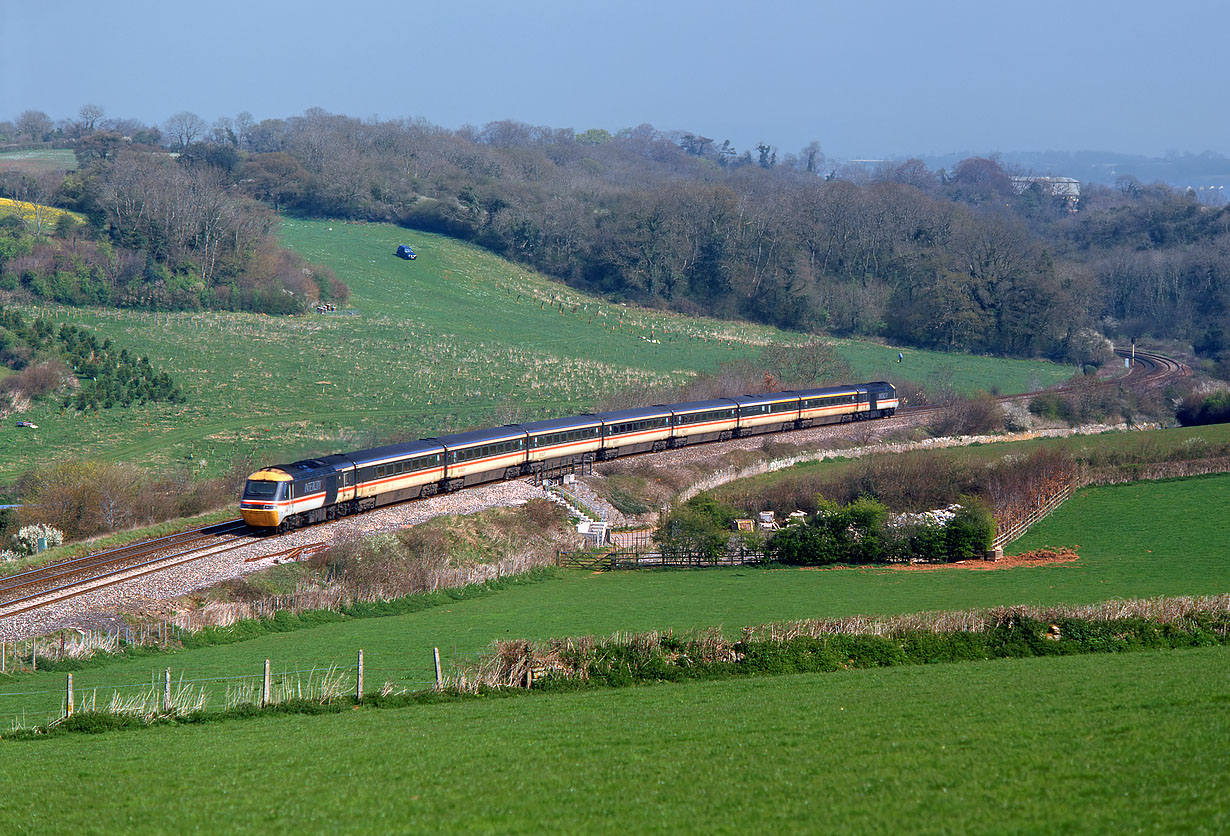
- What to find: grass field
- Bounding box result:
[0,149,77,175]
[2,217,1073,480]
[1,648,1226,834]
[2,473,1226,723]
[712,422,1230,506]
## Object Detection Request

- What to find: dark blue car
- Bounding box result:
[395,244,417,260]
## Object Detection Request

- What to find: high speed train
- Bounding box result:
[240,381,897,530]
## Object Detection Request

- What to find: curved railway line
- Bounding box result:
[0,346,1188,624]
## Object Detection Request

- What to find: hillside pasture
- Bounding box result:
[2,218,1073,480]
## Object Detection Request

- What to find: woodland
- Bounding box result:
[1,108,1228,373]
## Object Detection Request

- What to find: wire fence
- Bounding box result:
[0,646,451,731]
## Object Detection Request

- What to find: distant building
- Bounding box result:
[1011,175,1081,209]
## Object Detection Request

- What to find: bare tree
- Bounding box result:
[15,110,53,143]
[233,111,255,149]
[1,171,63,235]
[210,116,236,145]
[78,104,105,132]
[162,111,207,148]
[800,140,824,174]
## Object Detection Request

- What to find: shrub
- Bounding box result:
[768,495,990,565]
[767,496,890,566]
[1029,392,1073,422]
[12,522,63,555]
[1176,391,1230,427]
[929,391,1005,437]
[943,499,994,561]
[654,498,733,562]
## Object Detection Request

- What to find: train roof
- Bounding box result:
[730,391,801,407]
[263,454,354,480]
[668,398,738,414]
[428,426,528,450]
[345,439,445,468]
[517,415,602,434]
[591,405,675,423]
[795,384,861,399]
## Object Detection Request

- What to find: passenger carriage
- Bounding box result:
[668,399,739,446]
[519,415,603,475]
[350,440,445,506]
[594,406,673,458]
[431,426,529,491]
[732,392,802,436]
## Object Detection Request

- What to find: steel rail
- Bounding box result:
[2,349,1185,618]
[0,534,253,619]
[0,520,248,599]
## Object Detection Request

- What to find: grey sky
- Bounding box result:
[2,0,1226,159]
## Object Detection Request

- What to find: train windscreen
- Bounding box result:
[243,480,284,500]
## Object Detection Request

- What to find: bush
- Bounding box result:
[11,522,63,555]
[928,391,1005,437]
[768,495,991,565]
[654,498,733,562]
[1029,392,1074,422]
[943,499,994,561]
[1176,391,1230,427]
[767,496,889,566]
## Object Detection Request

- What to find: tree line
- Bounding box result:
[0,108,346,314]
[3,106,1228,374]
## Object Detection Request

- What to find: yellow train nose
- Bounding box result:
[240,507,282,528]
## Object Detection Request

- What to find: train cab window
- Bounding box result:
[243,480,284,500]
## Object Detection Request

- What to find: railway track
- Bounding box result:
[897,345,1185,419]
[0,520,255,619]
[0,348,1187,623]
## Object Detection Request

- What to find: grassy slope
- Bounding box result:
[2,217,1072,480]
[3,473,1227,721]
[2,648,1227,835]
[713,422,1230,505]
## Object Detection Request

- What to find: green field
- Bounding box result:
[2,648,1226,835]
[0,148,78,175]
[3,217,1073,480]
[2,473,1227,723]
[712,422,1230,507]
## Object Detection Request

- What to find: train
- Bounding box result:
[240,381,898,530]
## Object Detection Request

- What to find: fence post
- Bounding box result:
[356,649,364,703]
[262,659,271,707]
[31,638,36,671]
[163,668,171,713]
[433,647,443,691]
[1,640,5,674]
[66,673,74,718]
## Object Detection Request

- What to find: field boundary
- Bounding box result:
[675,422,1146,505]
[6,593,1227,739]
[997,455,1230,549]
